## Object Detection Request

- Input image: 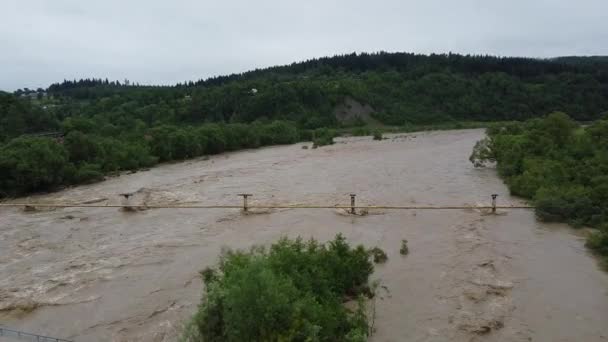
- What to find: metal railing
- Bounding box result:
[0,194,532,341]
[0,194,534,214]
[0,326,72,342]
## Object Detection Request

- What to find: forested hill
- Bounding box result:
[552,56,608,68]
[39,52,608,128]
[1,52,608,197]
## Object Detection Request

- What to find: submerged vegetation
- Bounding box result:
[2,52,608,197]
[369,247,388,263]
[400,240,409,255]
[372,130,383,141]
[182,235,376,341]
[312,128,337,147]
[471,113,608,263]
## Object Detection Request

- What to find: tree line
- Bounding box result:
[0,119,327,197]
[471,113,608,265]
[2,52,608,197]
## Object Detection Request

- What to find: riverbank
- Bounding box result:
[1,129,607,341]
[0,121,504,201]
[471,114,608,268]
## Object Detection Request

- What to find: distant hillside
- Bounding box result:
[552,56,608,68]
[40,52,608,130]
[0,92,59,141]
[2,52,608,197]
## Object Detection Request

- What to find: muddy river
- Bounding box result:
[1,129,607,341]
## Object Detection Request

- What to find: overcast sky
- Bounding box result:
[2,0,607,91]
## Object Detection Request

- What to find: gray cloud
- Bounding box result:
[1,0,607,90]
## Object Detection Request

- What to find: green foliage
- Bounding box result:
[369,247,388,263]
[42,53,608,133]
[259,120,300,145]
[534,186,595,226]
[196,124,227,155]
[312,128,336,147]
[184,235,375,341]
[64,131,101,163]
[0,120,302,197]
[72,163,104,184]
[586,226,608,256]
[542,112,576,147]
[469,137,495,167]
[0,137,70,195]
[472,113,608,257]
[400,240,409,255]
[372,130,382,141]
[0,93,59,142]
[4,52,608,197]
[351,127,372,136]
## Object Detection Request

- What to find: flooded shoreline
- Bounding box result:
[1,129,607,341]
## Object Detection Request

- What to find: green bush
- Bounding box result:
[259,121,299,146]
[73,163,104,183]
[312,128,336,147]
[534,186,596,226]
[352,127,371,136]
[586,227,608,256]
[64,131,101,163]
[469,137,495,167]
[298,129,314,141]
[0,120,314,197]
[313,135,334,147]
[369,247,388,263]
[184,234,375,341]
[372,130,382,141]
[472,114,608,258]
[0,137,70,195]
[400,240,409,255]
[196,124,227,155]
[223,123,261,150]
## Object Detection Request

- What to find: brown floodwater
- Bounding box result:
[1,129,607,342]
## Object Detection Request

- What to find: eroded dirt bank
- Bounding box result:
[1,129,607,341]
